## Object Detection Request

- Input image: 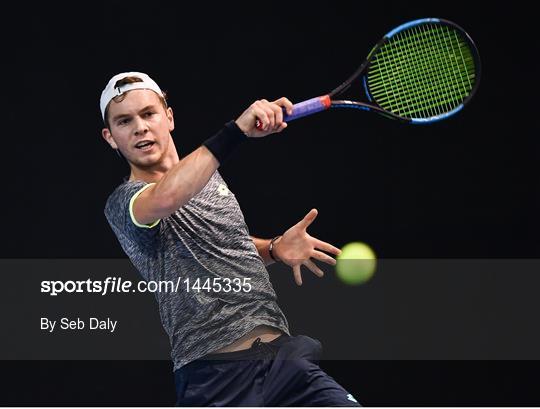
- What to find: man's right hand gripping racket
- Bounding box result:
[256,18,481,128]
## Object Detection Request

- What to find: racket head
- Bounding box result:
[359,18,481,124]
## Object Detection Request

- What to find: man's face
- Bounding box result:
[102,89,175,168]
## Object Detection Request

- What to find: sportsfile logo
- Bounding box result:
[41,276,253,296]
[40,277,179,296]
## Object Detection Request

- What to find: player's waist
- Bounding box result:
[210,325,284,354]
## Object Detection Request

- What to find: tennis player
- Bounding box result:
[101,72,360,406]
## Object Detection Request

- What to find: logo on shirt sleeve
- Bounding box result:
[218,183,230,196]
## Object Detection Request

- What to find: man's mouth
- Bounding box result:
[134,141,155,150]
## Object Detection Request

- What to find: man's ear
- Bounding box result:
[167,107,175,132]
[102,127,118,150]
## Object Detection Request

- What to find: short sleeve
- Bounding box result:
[128,183,160,228]
[104,181,161,248]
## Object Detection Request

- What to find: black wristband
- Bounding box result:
[269,235,281,262]
[203,120,248,164]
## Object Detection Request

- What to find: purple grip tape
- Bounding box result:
[284,96,331,122]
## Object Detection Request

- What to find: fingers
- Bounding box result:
[269,100,283,126]
[273,97,294,116]
[292,260,325,287]
[293,264,302,286]
[251,99,275,131]
[253,98,292,132]
[313,238,341,256]
[251,100,275,131]
[261,99,277,129]
[298,208,318,230]
[303,260,324,278]
[311,250,337,266]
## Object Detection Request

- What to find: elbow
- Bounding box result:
[151,184,193,217]
[154,191,182,217]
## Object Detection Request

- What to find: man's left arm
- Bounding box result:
[250,209,341,286]
[251,236,276,266]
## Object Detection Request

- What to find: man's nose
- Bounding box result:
[133,116,149,136]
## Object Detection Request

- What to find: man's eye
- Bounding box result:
[118,118,130,125]
[144,112,155,117]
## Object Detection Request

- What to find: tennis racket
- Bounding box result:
[256,18,480,127]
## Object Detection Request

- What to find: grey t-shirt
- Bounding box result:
[104,171,289,370]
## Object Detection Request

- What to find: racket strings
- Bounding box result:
[367,23,476,119]
[374,26,472,101]
[376,26,474,117]
[374,26,471,116]
[419,25,473,114]
[379,27,470,116]
[386,26,459,115]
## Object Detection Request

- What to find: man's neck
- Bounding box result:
[129,148,181,184]
[129,167,168,184]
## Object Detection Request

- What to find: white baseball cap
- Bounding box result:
[100,72,165,121]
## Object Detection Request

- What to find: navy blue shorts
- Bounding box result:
[174,334,361,406]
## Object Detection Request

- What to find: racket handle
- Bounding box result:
[255,95,330,130]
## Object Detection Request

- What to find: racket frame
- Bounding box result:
[288,18,482,125]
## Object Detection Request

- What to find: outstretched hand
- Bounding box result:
[273,209,341,286]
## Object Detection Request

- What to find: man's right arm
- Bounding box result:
[132,97,294,226]
[132,145,219,225]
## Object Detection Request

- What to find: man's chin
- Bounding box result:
[128,154,161,169]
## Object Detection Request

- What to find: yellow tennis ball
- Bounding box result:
[336,242,377,285]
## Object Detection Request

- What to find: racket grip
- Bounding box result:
[255,95,330,130]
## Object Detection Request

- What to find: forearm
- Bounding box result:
[152,122,246,213]
[251,236,275,266]
[153,97,294,213]
[252,235,283,266]
[152,145,219,211]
